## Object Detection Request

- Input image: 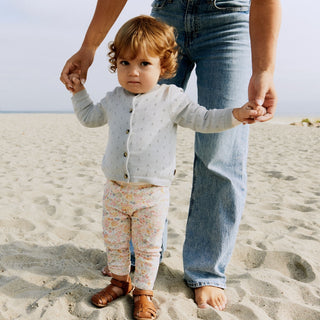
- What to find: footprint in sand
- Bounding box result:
[0,218,35,233]
[34,196,49,206]
[239,247,316,283]
[246,278,280,298]
[288,203,314,213]
[264,170,297,181]
[46,205,56,216]
[33,196,57,217]
[224,304,260,320]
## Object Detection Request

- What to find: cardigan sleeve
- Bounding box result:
[71,89,109,128]
[168,86,241,133]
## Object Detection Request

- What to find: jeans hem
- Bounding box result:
[185,279,226,290]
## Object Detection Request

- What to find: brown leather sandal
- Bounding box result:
[91,277,133,308]
[133,288,157,320]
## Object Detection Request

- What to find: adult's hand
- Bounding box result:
[248,71,277,122]
[60,46,95,92]
[60,0,128,92]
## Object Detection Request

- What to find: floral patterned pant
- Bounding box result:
[102,179,170,290]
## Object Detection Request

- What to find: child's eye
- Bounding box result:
[141,61,150,67]
[120,60,129,66]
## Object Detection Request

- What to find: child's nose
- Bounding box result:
[129,66,139,76]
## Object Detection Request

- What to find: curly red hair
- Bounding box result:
[108,15,178,79]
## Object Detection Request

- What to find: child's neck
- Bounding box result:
[123,84,160,96]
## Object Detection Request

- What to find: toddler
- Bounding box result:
[69,15,265,320]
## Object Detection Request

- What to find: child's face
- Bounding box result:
[116,51,163,94]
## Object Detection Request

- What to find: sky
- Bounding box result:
[0,0,319,116]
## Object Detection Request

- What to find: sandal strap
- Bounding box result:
[133,288,154,297]
[111,277,133,295]
[91,277,133,307]
[133,289,157,320]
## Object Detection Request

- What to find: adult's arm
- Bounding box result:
[249,0,281,121]
[60,0,128,91]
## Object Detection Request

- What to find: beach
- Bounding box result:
[0,114,319,320]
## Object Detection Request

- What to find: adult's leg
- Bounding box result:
[149,0,195,269]
[152,0,251,310]
[182,1,251,309]
[151,0,194,91]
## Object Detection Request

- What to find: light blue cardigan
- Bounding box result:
[72,84,240,186]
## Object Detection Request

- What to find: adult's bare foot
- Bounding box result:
[194,286,227,311]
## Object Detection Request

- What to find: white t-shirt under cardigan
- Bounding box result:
[72,84,241,187]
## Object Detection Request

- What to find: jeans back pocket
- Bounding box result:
[213,0,250,12]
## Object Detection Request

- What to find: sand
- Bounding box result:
[0,114,319,320]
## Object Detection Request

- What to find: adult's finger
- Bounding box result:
[79,63,90,84]
[256,112,273,122]
[60,61,77,90]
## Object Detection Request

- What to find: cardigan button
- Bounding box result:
[126,129,130,134]
[129,108,133,113]
[123,152,128,157]
[124,173,128,179]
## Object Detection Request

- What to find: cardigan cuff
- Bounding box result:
[71,89,92,109]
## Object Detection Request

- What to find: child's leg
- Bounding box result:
[91,180,134,308]
[131,186,168,319]
[131,186,170,291]
[102,180,131,276]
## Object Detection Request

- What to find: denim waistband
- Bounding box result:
[152,0,250,12]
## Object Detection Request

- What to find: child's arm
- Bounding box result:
[70,75,108,128]
[232,101,266,124]
[168,86,267,133]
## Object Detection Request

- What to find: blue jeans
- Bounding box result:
[151,0,251,289]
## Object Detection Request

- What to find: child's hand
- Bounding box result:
[68,72,85,94]
[232,102,267,124]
